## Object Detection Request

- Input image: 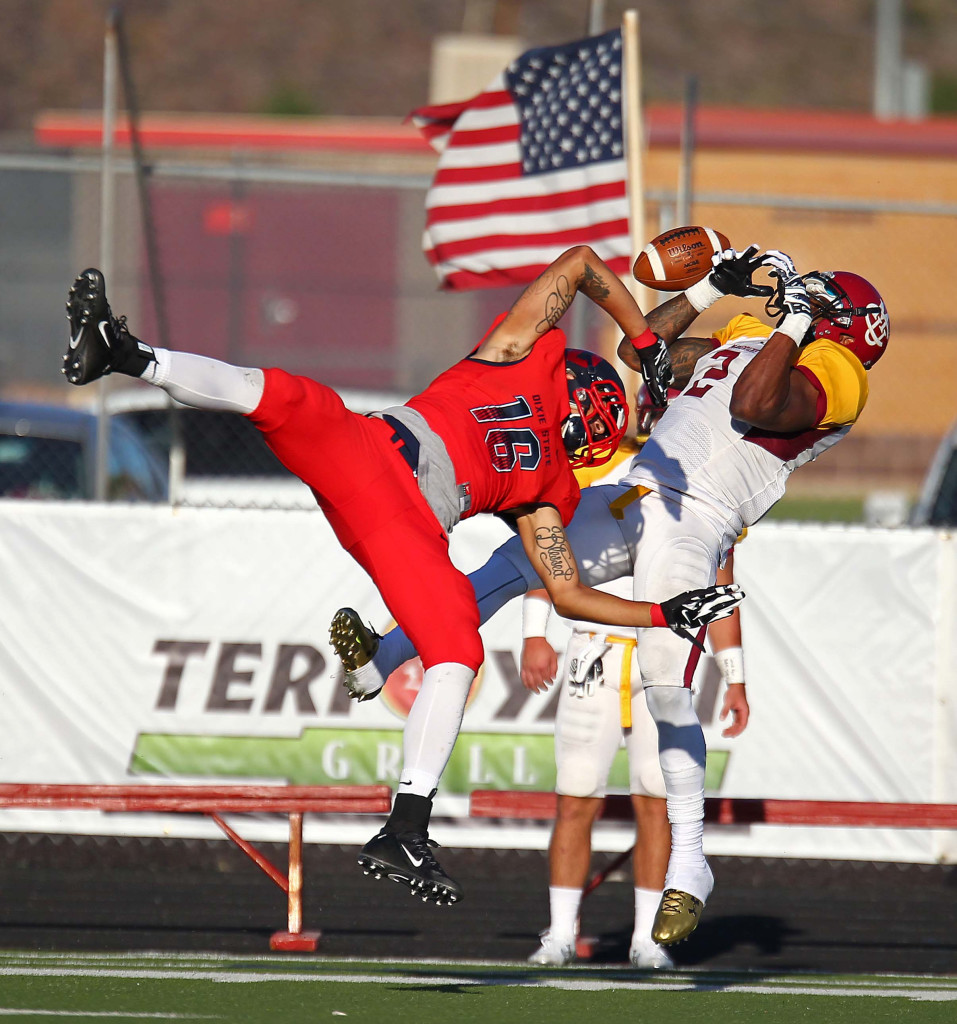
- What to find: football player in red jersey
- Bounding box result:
[332,246,887,932]
[63,245,742,906]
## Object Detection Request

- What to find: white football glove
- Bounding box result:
[763,249,812,343]
[568,635,610,698]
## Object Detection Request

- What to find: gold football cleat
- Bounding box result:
[329,607,383,701]
[651,888,705,945]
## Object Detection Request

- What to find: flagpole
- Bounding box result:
[619,9,649,389]
[566,0,607,354]
[677,73,698,225]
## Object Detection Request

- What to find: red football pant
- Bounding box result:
[247,368,483,672]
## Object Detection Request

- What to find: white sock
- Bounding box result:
[632,886,662,947]
[548,886,581,942]
[346,656,386,695]
[141,349,264,414]
[397,662,474,798]
[645,686,712,900]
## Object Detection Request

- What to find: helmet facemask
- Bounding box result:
[562,350,629,468]
[765,270,889,367]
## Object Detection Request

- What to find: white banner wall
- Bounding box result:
[0,501,953,863]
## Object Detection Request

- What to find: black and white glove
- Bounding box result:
[685,244,772,312]
[762,249,812,343]
[630,330,675,409]
[652,584,744,650]
[711,244,775,299]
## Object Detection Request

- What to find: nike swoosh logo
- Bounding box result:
[97,321,112,349]
[400,843,424,868]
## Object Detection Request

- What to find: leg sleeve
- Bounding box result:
[146,350,264,414]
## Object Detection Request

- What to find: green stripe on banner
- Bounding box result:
[131,728,729,793]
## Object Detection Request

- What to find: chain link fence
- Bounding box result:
[0,151,953,509]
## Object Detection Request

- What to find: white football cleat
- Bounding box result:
[527,930,575,966]
[629,939,675,969]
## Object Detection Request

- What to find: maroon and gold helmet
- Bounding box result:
[634,381,682,441]
[800,271,889,369]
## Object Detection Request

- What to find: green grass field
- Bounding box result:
[1,951,954,1024]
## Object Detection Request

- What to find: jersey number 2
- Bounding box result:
[685,349,741,399]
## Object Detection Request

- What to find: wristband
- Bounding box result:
[684,274,723,313]
[522,594,552,639]
[714,645,745,686]
[649,603,667,628]
[776,312,812,344]
[629,327,659,351]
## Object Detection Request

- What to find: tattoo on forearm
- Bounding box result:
[576,263,610,302]
[647,295,698,341]
[534,526,576,581]
[669,338,717,387]
[536,275,575,334]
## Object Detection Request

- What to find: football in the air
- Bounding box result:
[633,225,731,291]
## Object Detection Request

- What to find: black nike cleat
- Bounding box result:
[357,829,463,906]
[63,268,153,384]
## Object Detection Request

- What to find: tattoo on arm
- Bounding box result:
[669,338,718,387]
[647,295,699,342]
[533,262,610,335]
[534,525,576,581]
[535,275,575,335]
[576,263,610,302]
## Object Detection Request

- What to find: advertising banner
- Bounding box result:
[0,502,952,863]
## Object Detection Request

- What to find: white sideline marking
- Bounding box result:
[0,1012,213,1019]
[0,966,955,1001]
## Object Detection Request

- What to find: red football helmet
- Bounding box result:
[635,381,682,441]
[800,271,889,369]
[562,349,629,468]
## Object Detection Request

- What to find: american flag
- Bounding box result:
[411,29,631,291]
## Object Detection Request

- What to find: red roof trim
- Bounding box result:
[34,112,434,153]
[34,106,957,158]
[648,103,957,157]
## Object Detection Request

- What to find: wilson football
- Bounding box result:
[633,225,731,291]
